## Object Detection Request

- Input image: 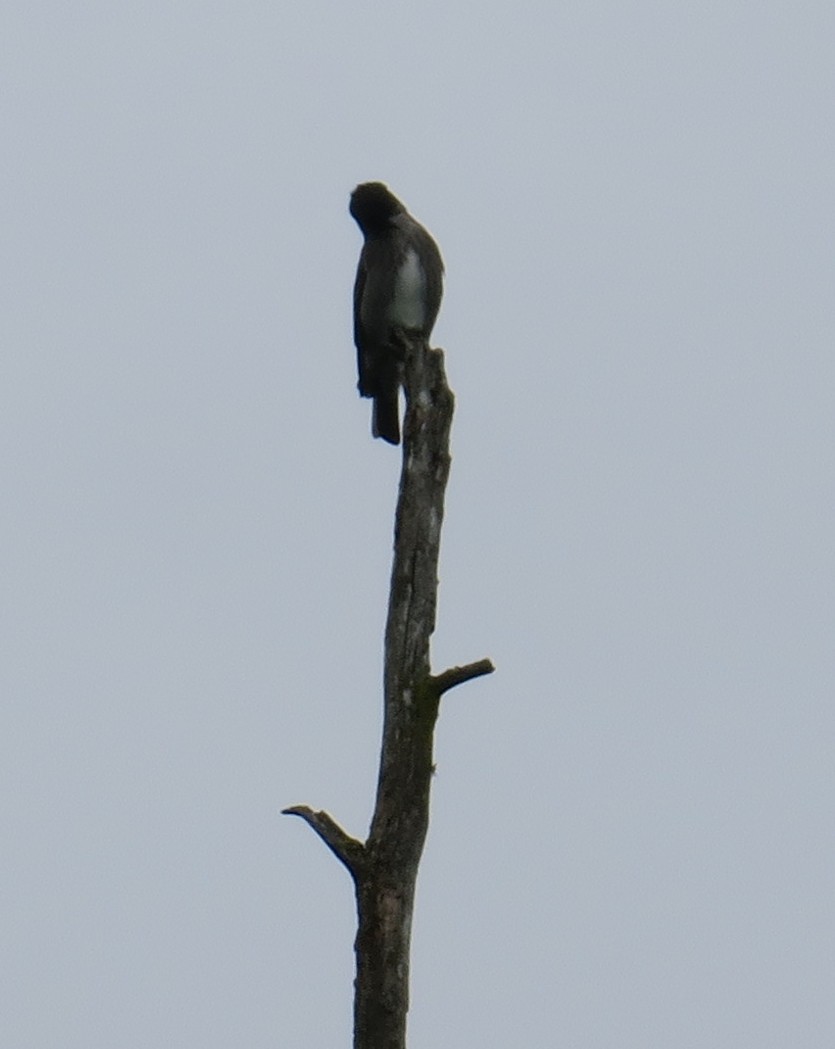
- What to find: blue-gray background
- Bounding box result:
[3,3,834,1046]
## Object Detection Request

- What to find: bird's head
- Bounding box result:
[350,182,406,236]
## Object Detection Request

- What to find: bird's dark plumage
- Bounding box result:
[350,182,444,445]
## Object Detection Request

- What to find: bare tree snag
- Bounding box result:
[284,336,494,1049]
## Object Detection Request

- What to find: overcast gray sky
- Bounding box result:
[3,3,835,1047]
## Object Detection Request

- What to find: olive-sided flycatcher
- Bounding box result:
[350,182,444,445]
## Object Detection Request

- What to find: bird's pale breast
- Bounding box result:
[389,248,427,331]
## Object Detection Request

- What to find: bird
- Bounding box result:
[350,182,444,445]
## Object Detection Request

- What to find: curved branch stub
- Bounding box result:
[282,805,366,877]
[431,658,495,696]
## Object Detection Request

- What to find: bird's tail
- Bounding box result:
[372,388,400,445]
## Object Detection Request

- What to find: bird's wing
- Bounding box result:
[353,245,373,395]
[353,245,367,349]
[354,238,398,396]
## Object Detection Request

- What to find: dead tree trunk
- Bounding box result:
[284,337,494,1049]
